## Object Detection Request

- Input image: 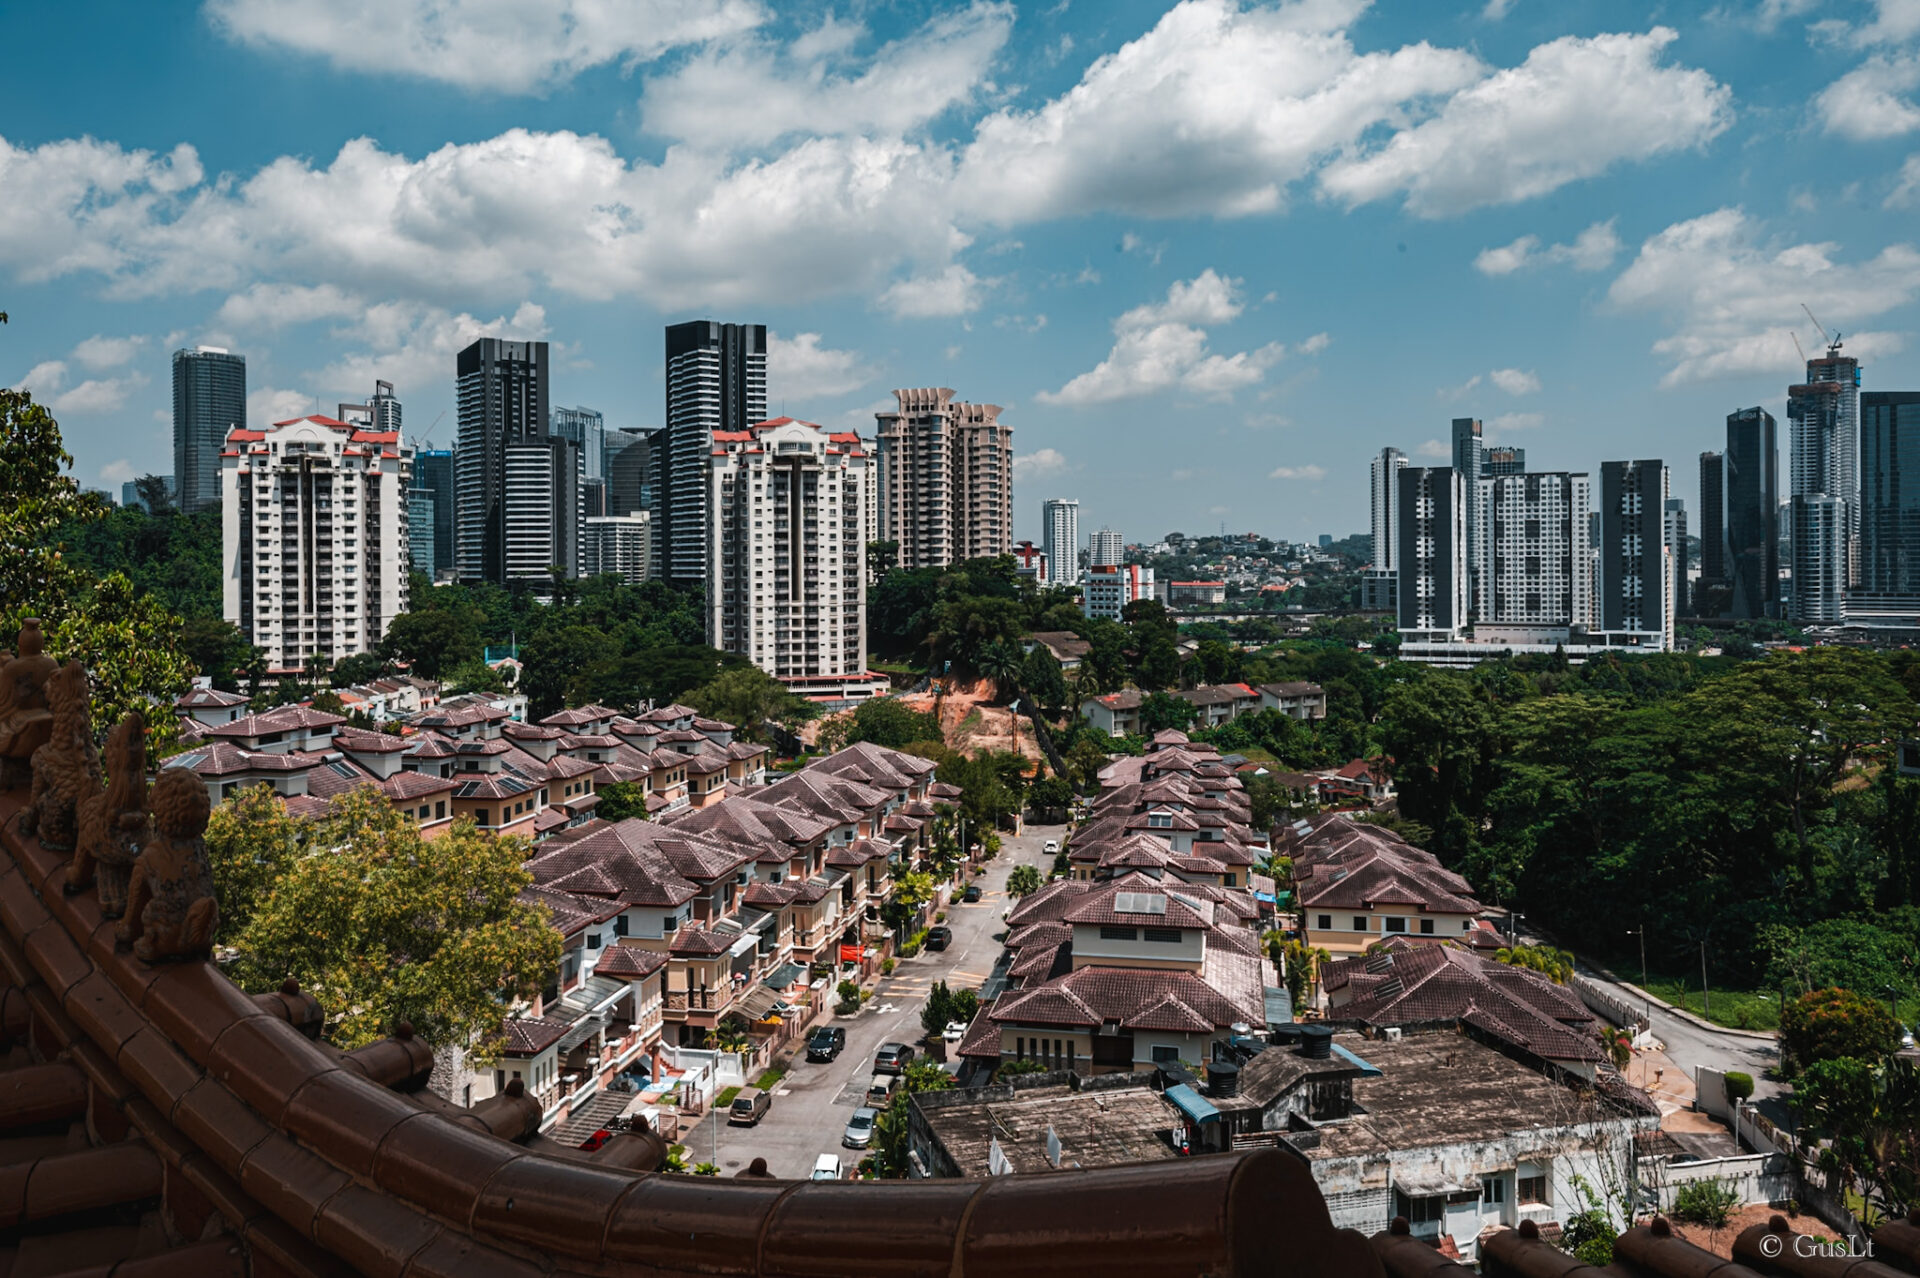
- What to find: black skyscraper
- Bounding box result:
[1859,391,1920,605]
[1725,408,1778,620]
[455,338,552,585]
[664,321,766,584]
[412,449,455,575]
[173,346,247,515]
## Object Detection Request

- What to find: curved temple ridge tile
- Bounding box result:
[70,710,147,919]
[118,768,218,965]
[21,660,100,852]
[761,1179,979,1278]
[0,619,57,791]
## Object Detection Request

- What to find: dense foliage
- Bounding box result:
[1779,988,1904,1074]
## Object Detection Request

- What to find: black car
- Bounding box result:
[962,885,982,903]
[873,1042,916,1074]
[806,1026,846,1062]
[925,925,953,951]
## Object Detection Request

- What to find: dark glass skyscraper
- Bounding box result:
[664,321,766,584]
[1859,391,1920,606]
[172,346,246,515]
[412,449,455,578]
[455,338,575,585]
[1725,407,1778,620]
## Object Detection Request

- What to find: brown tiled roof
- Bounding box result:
[167,741,308,777]
[669,925,733,957]
[203,703,346,738]
[502,1016,572,1056]
[990,952,1264,1033]
[1060,876,1214,929]
[175,686,250,709]
[1294,820,1481,916]
[335,728,411,753]
[594,945,670,979]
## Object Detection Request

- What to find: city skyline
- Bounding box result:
[7,1,1920,543]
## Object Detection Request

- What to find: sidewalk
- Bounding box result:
[1581,959,1777,1042]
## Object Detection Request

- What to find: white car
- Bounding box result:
[943,1020,969,1043]
[1043,839,1060,854]
[812,1152,844,1181]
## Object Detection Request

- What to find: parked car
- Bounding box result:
[812,1153,843,1181]
[942,1020,969,1044]
[806,1026,846,1062]
[962,885,982,903]
[865,1073,901,1106]
[1043,839,1059,854]
[873,1042,916,1074]
[925,925,953,951]
[843,1106,878,1149]
[728,1087,771,1127]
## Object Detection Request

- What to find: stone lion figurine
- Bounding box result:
[70,711,148,917]
[0,619,58,790]
[20,661,100,852]
[119,768,219,965]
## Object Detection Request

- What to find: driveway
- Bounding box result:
[682,823,1065,1178]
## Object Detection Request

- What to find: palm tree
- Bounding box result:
[1007,864,1043,896]
[1494,944,1575,984]
[976,640,1023,703]
[1266,933,1329,1010]
[705,1022,750,1054]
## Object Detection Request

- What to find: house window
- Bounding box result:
[1481,1176,1505,1205]
[614,915,629,937]
[1143,927,1182,943]
[1462,920,1473,932]
[1394,1191,1445,1225]
[1384,917,1407,934]
[1518,1175,1548,1206]
[1151,1044,1181,1064]
[1317,915,1332,931]
[1420,919,1435,935]
[475,809,490,827]
[1099,926,1138,941]
[1351,916,1370,932]
[588,934,602,950]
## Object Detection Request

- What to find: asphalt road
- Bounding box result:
[684,823,1066,1178]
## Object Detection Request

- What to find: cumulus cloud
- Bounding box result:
[215,282,361,331]
[316,300,549,402]
[1013,447,1071,480]
[1889,153,1920,207]
[767,332,874,401]
[1816,54,1920,139]
[1490,367,1541,395]
[1488,411,1544,432]
[1439,374,1482,400]
[1415,439,1451,458]
[1267,463,1327,480]
[1297,332,1331,354]
[640,4,1013,147]
[11,349,149,416]
[1474,220,1621,275]
[1037,270,1286,406]
[206,0,765,93]
[100,459,136,485]
[880,265,993,318]
[1321,30,1731,216]
[71,334,146,370]
[1607,207,1920,385]
[248,386,317,428]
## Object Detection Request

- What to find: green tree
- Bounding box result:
[225,787,562,1059]
[0,388,105,634]
[881,870,937,935]
[380,603,484,679]
[1780,988,1903,1075]
[205,784,310,939]
[1377,672,1504,863]
[1494,944,1576,984]
[1027,775,1073,818]
[1006,865,1043,897]
[1020,645,1068,713]
[1792,1055,1920,1217]
[181,616,255,689]
[595,781,651,823]
[847,696,942,749]
[976,639,1024,702]
[520,624,614,717]
[1139,691,1198,733]
[687,664,819,742]
[50,572,195,753]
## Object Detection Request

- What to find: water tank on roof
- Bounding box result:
[1208,1060,1240,1098]
[1269,1024,1303,1048]
[1299,1025,1333,1059]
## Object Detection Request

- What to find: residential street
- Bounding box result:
[681,823,1066,1178]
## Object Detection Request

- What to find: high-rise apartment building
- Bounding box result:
[338,380,402,435]
[1043,498,1081,586]
[1363,447,1407,612]
[1082,564,1153,621]
[666,321,766,584]
[408,489,437,580]
[1697,450,1725,614]
[1396,467,1468,638]
[1855,391,1920,619]
[1663,498,1688,632]
[1788,342,1861,621]
[1725,408,1779,619]
[411,449,454,579]
[221,415,411,670]
[173,346,247,515]
[874,388,1014,570]
[1595,461,1671,649]
[551,407,606,483]
[1451,419,1485,611]
[1089,528,1124,569]
[584,513,651,585]
[1482,446,1526,476]
[455,339,580,586]
[1476,471,1593,629]
[707,419,877,696]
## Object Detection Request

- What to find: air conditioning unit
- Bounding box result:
[1383,1027,1403,1042]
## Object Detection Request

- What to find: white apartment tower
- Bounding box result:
[584,513,651,585]
[222,415,411,670]
[874,388,1013,569]
[1043,498,1081,586]
[1662,497,1688,628]
[1082,564,1154,621]
[1476,472,1594,629]
[1089,527,1124,569]
[707,419,875,696]
[1363,447,1408,611]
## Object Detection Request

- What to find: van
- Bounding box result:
[728,1087,770,1126]
[864,1074,900,1107]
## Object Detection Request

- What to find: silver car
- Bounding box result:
[843,1106,878,1149]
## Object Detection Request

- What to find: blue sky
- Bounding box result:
[5,0,1920,545]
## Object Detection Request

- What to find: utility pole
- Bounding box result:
[1700,940,1711,1019]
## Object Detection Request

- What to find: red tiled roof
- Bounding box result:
[594,945,669,979]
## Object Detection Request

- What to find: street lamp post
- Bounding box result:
[1627,926,1647,989]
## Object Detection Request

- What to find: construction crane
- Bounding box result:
[1790,331,1807,365]
[1801,304,1842,356]
[411,410,446,453]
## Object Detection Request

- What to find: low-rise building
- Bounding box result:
[1023,631,1089,672]
[1167,581,1227,607]
[1258,682,1327,720]
[1083,563,1153,621]
[1288,816,1491,957]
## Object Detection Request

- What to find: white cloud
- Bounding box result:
[316,300,549,403]
[959,0,1485,221]
[248,386,317,427]
[1297,332,1331,354]
[70,334,146,370]
[994,314,1048,333]
[1483,0,1518,18]
[12,349,149,416]
[880,265,992,318]
[766,332,874,401]
[1267,464,1327,480]
[1608,206,1920,385]
[1036,270,1287,406]
[215,282,361,331]
[1490,367,1541,395]
[1816,54,1920,140]
[1439,374,1482,399]
[640,4,1013,147]
[206,0,766,94]
[1474,219,1621,275]
[1321,30,1731,216]
[1487,411,1544,432]
[100,459,135,485]
[1013,447,1071,480]
[1415,438,1451,458]
[1889,154,1920,207]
